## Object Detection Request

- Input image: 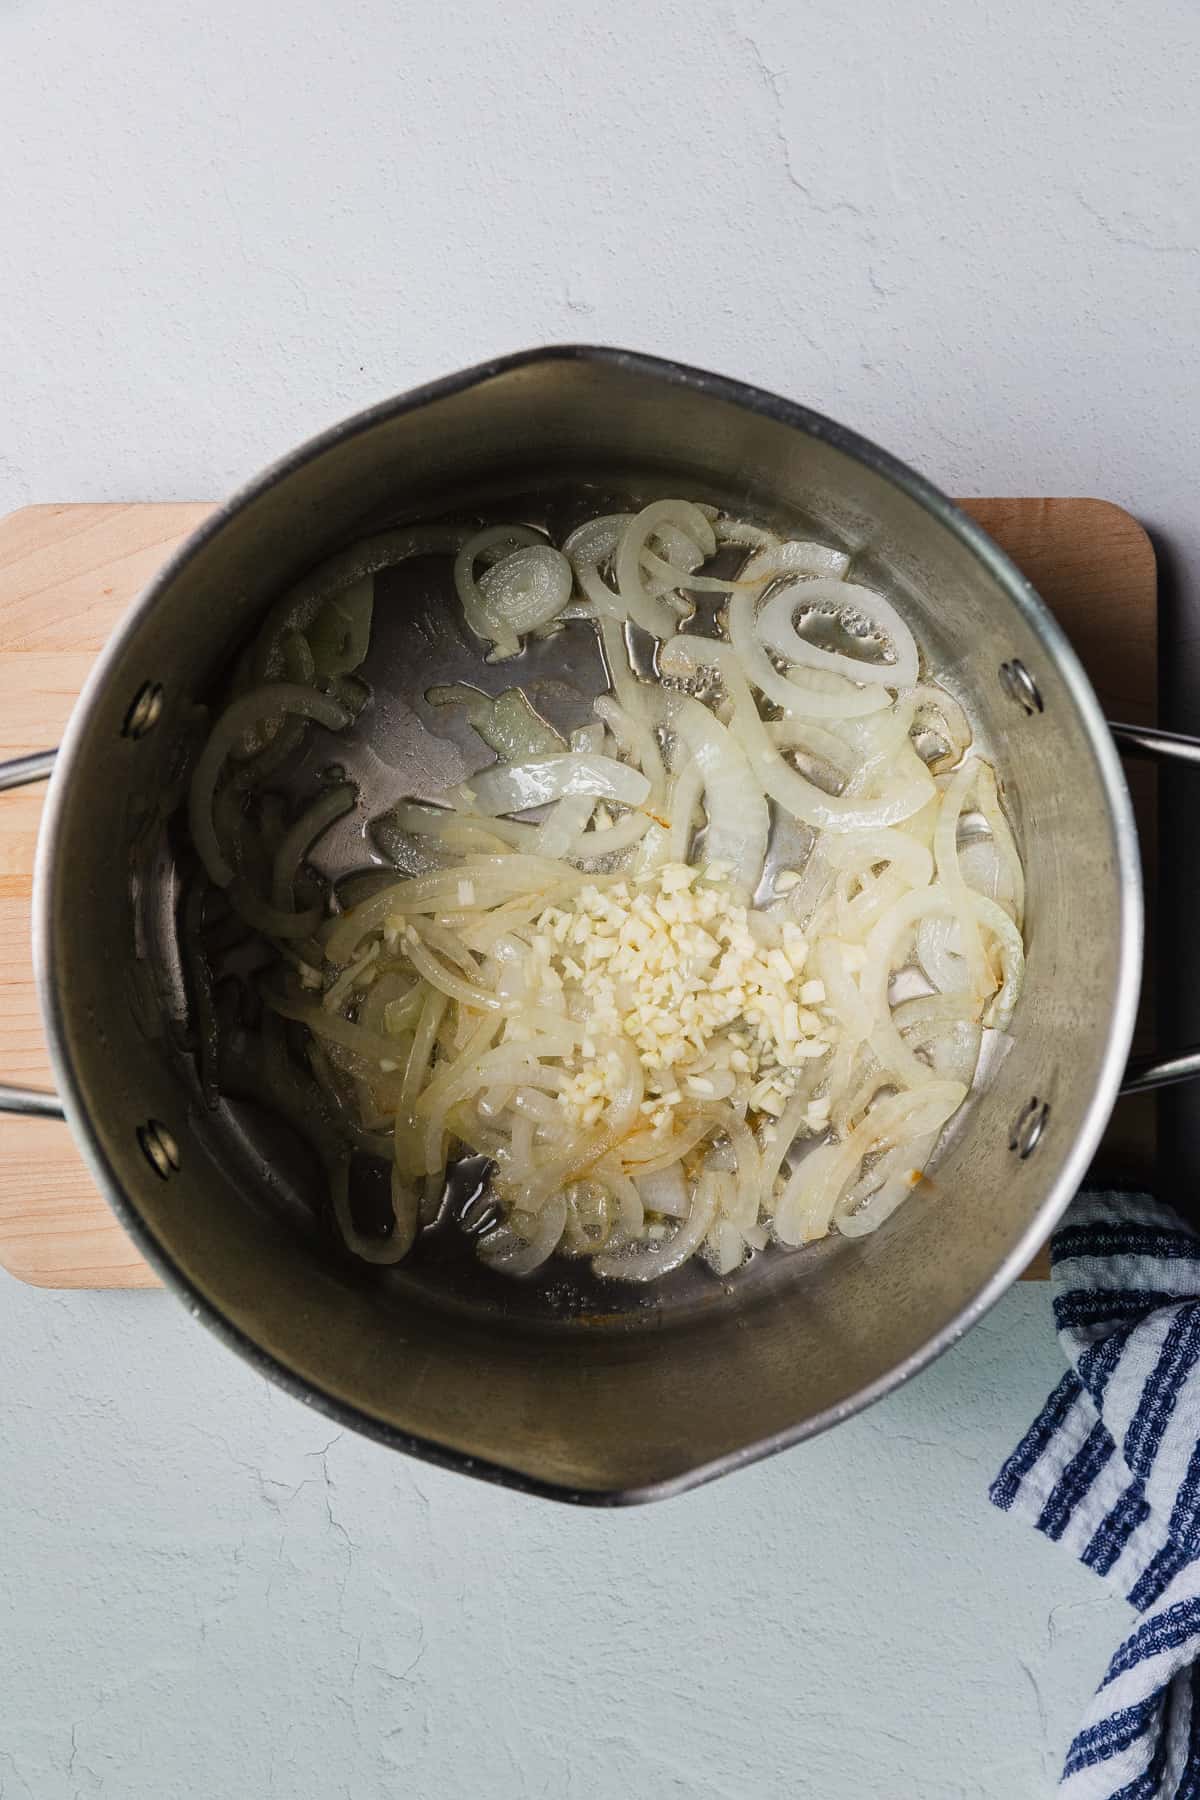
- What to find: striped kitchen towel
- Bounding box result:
[991,1190,1200,1797]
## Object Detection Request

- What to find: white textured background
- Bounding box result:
[3,0,1198,1793]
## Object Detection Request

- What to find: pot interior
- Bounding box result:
[39,350,1138,1498]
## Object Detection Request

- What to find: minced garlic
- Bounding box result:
[518,862,831,1131]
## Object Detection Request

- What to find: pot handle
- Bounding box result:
[0,750,66,1120]
[1111,721,1200,1095]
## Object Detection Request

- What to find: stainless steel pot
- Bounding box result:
[3,347,1198,1503]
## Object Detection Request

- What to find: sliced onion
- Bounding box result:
[322,942,381,1017]
[595,1164,646,1237]
[460,754,651,817]
[719,1107,763,1229]
[666,692,769,893]
[923,1020,982,1086]
[703,1215,749,1275]
[775,1080,965,1245]
[534,792,596,860]
[958,838,1004,903]
[756,1078,821,1196]
[227,880,322,940]
[634,1162,689,1219]
[415,1040,564,1120]
[383,987,426,1035]
[639,522,704,593]
[860,885,963,1085]
[330,1161,419,1265]
[972,893,1025,1029]
[563,514,631,598]
[270,783,356,912]
[475,545,573,657]
[916,912,965,994]
[378,801,536,861]
[816,939,874,1045]
[836,866,912,939]
[834,1130,938,1239]
[615,501,715,638]
[561,1181,621,1254]
[767,717,861,781]
[775,845,835,927]
[569,809,654,862]
[252,525,469,681]
[595,614,657,729]
[325,859,573,964]
[534,724,604,858]
[454,525,545,659]
[973,761,1025,927]
[511,1086,561,1126]
[756,579,919,688]
[593,1171,719,1281]
[911,684,972,770]
[594,694,666,800]
[661,637,933,833]
[727,592,890,719]
[496,1090,641,1216]
[478,1193,568,1274]
[841,697,918,794]
[403,930,505,1011]
[715,518,780,551]
[933,760,991,1003]
[822,828,934,890]
[307,575,374,680]
[891,993,975,1036]
[563,515,631,559]
[268,994,408,1069]
[640,551,741,596]
[664,761,704,865]
[425,684,566,759]
[190,685,352,887]
[741,538,852,583]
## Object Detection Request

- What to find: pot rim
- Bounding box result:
[32,344,1144,1503]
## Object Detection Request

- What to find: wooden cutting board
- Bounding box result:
[0,500,1157,1288]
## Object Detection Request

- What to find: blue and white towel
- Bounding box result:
[992,1190,1200,1797]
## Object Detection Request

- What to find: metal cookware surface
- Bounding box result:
[15,348,1146,1500]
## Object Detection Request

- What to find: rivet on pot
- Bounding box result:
[999,659,1044,716]
[1009,1097,1050,1160]
[137,1119,181,1180]
[122,682,165,740]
